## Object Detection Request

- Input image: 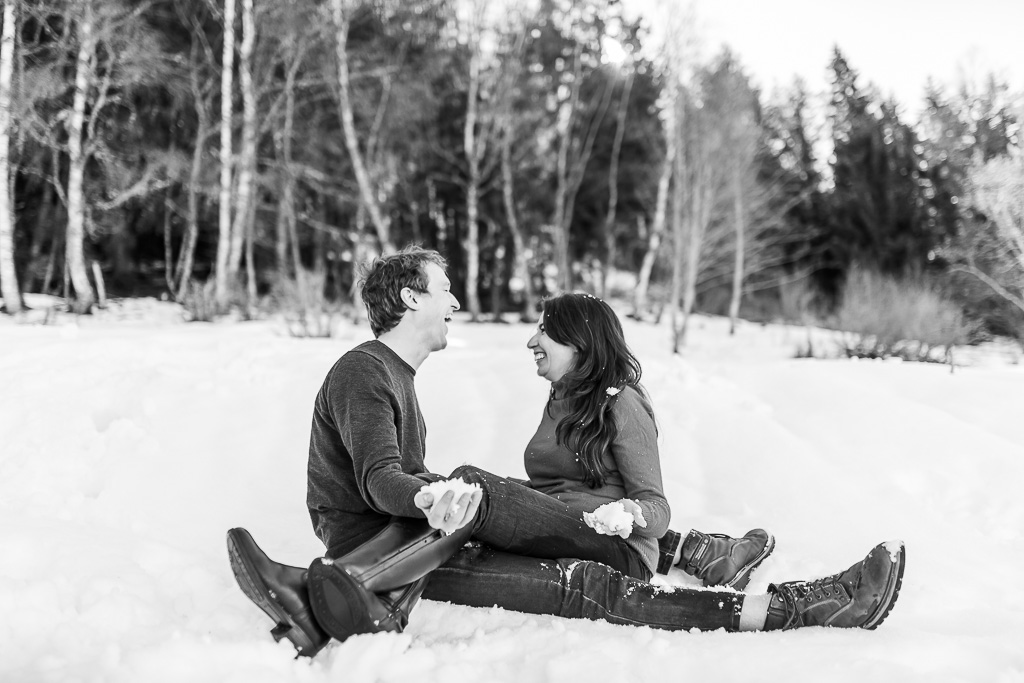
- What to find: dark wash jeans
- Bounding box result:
[420,465,742,632]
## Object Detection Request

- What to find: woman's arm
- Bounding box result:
[610,387,671,538]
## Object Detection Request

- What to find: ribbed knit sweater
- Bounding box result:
[306,340,438,558]
[524,384,671,575]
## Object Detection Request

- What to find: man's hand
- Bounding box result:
[414,487,482,536]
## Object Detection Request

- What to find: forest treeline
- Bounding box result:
[0,0,1021,346]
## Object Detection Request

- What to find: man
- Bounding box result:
[227,246,905,658]
[228,246,478,656]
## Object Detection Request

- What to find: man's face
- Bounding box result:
[417,262,460,352]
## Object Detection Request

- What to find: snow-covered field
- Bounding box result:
[2,297,1023,683]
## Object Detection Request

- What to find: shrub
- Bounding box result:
[777,276,820,326]
[180,279,217,322]
[270,270,346,338]
[833,266,977,363]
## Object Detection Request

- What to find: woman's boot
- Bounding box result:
[658,528,776,589]
[763,541,905,630]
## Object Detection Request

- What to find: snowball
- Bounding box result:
[583,501,644,539]
[419,477,481,514]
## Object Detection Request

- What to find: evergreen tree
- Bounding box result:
[826,49,938,288]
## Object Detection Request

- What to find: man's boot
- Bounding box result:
[671,528,776,589]
[764,541,905,630]
[306,517,473,643]
[226,528,330,657]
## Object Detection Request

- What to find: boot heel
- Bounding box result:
[270,623,292,642]
[308,560,382,642]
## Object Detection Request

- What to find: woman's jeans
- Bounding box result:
[421,465,742,632]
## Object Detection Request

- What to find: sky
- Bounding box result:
[625,0,1024,116]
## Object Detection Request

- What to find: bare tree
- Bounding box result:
[214,0,236,308]
[633,0,693,321]
[461,0,487,320]
[233,0,257,304]
[0,0,20,312]
[274,23,307,292]
[549,10,615,292]
[950,152,1024,316]
[63,2,101,312]
[329,0,394,255]
[632,81,674,319]
[600,66,633,298]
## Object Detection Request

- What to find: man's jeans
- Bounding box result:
[421,465,742,632]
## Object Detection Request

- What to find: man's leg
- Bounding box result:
[450,465,646,578]
[228,519,473,654]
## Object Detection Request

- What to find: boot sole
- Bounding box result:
[226,528,323,655]
[861,543,906,630]
[307,559,383,642]
[725,532,776,590]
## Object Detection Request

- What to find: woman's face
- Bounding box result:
[526,314,577,383]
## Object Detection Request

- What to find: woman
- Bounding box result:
[431,292,672,581]
[229,293,904,657]
[523,292,772,587]
[425,292,767,585]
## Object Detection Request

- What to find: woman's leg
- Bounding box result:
[423,540,906,634]
[423,544,741,632]
[449,465,646,578]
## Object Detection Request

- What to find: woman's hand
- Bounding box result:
[414,488,482,536]
[583,499,647,538]
[618,499,647,529]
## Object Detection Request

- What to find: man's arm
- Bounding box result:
[329,354,429,517]
[330,353,480,531]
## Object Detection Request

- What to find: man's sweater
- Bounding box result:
[306,340,437,558]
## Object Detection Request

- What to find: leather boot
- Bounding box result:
[678,528,775,589]
[226,528,330,657]
[764,541,905,630]
[307,517,473,642]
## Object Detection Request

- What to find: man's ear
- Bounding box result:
[400,287,420,310]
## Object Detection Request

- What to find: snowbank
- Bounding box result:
[2,304,1022,682]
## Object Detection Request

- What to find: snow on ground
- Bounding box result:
[2,298,1023,682]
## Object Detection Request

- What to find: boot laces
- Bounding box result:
[792,572,848,603]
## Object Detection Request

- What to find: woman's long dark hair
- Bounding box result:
[542,293,649,488]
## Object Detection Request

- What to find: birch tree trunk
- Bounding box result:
[330,0,393,255]
[462,17,483,320]
[728,166,745,334]
[0,0,20,312]
[231,0,256,303]
[601,70,633,298]
[633,78,676,319]
[174,39,209,300]
[65,2,97,313]
[551,42,582,292]
[276,39,304,290]
[668,96,686,352]
[679,159,711,346]
[501,121,536,322]
[214,0,236,308]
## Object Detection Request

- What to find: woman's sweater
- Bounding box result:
[523,384,670,575]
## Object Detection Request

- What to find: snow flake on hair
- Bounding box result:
[606,386,621,396]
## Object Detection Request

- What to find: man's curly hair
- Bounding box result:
[359,246,448,337]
